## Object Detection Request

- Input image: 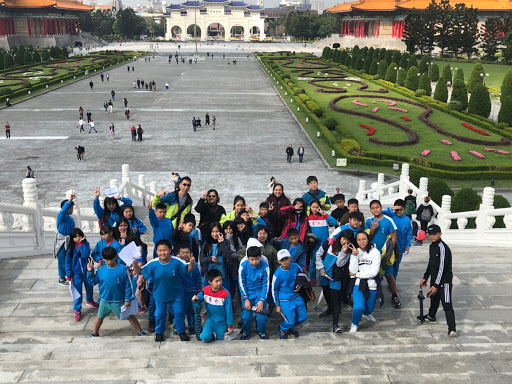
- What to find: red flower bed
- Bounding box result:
[462,122,489,136]
[484,148,510,155]
[450,151,462,161]
[400,116,411,121]
[360,124,376,136]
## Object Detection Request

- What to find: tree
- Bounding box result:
[451,188,481,229]
[500,69,512,103]
[3,53,13,69]
[435,0,455,56]
[448,3,479,58]
[451,79,468,110]
[378,48,386,61]
[61,47,68,58]
[407,55,418,70]
[397,68,407,86]
[468,83,491,118]
[384,50,393,65]
[503,28,512,62]
[418,73,432,96]
[117,8,146,38]
[355,54,364,71]
[481,17,501,61]
[434,76,449,103]
[363,54,372,73]
[285,11,312,40]
[404,66,420,91]
[418,54,429,74]
[466,62,484,94]
[377,59,388,78]
[350,52,358,68]
[403,5,437,55]
[369,58,378,76]
[385,62,398,83]
[42,49,50,62]
[498,96,512,126]
[23,51,33,65]
[345,54,352,67]
[314,13,340,38]
[399,52,409,68]
[442,64,452,84]
[49,46,59,58]
[392,50,401,66]
[430,63,439,81]
[33,50,41,63]
[455,67,464,82]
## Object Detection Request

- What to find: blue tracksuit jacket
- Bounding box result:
[93,197,133,226]
[148,209,174,244]
[87,264,133,303]
[57,201,75,236]
[238,257,270,302]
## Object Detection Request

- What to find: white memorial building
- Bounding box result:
[164,0,266,41]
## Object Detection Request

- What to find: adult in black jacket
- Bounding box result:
[195,189,226,243]
[419,224,457,336]
[285,144,294,163]
[265,183,291,238]
[416,196,434,232]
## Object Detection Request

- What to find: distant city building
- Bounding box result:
[0,0,93,49]
[165,0,266,41]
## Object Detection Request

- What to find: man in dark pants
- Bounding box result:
[205,113,210,127]
[298,144,304,163]
[418,224,457,337]
[86,110,92,123]
[286,144,294,163]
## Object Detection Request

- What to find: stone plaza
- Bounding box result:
[0,42,511,383]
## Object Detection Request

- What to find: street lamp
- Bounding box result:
[194,3,198,58]
[480,72,489,86]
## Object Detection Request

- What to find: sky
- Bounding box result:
[91,0,344,11]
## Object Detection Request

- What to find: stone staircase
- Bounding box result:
[1,245,511,383]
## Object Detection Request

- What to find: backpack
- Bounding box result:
[405,201,416,215]
[420,207,432,222]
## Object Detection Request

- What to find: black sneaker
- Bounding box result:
[179,332,190,341]
[392,295,402,309]
[416,315,436,323]
[155,333,165,342]
[188,328,195,334]
[319,310,332,318]
[287,328,299,337]
[148,319,155,333]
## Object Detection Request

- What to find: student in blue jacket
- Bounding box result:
[93,187,132,227]
[271,228,307,270]
[91,225,124,265]
[87,247,145,337]
[118,205,147,236]
[54,193,76,286]
[301,175,331,213]
[175,244,201,334]
[65,228,97,322]
[148,201,174,259]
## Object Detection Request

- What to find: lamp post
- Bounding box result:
[194,2,198,58]
[480,72,489,86]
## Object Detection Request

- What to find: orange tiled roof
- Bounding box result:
[0,0,93,10]
[327,0,512,12]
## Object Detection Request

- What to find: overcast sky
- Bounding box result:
[93,0,343,11]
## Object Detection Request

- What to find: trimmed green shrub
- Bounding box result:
[493,194,511,228]
[442,64,452,84]
[32,50,41,63]
[448,101,463,111]
[354,54,364,71]
[407,55,418,70]
[450,188,482,229]
[378,48,386,61]
[306,100,322,117]
[323,117,337,130]
[369,59,378,76]
[22,81,32,89]
[399,52,409,69]
[397,68,407,86]
[345,54,352,67]
[415,89,427,97]
[0,87,13,96]
[467,62,484,94]
[455,68,464,82]
[392,51,401,67]
[377,60,388,79]
[363,56,371,73]
[23,51,33,65]
[451,79,468,110]
[430,63,439,82]
[498,96,512,126]
[468,83,491,118]
[433,76,448,103]
[42,49,50,61]
[428,178,453,206]
[340,138,363,155]
[3,53,13,69]
[293,87,305,95]
[418,73,432,96]
[298,94,310,102]
[404,66,420,91]
[385,62,398,83]
[500,69,512,103]
[419,55,429,74]
[496,122,509,129]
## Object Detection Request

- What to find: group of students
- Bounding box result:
[54,174,457,342]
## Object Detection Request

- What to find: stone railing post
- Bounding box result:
[356,180,366,203]
[476,187,495,232]
[138,174,146,198]
[438,195,452,231]
[122,164,130,197]
[376,173,385,199]
[22,178,44,250]
[418,177,429,203]
[399,163,410,198]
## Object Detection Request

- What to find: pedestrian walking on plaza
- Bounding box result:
[111,90,116,101]
[123,98,128,109]
[205,112,210,127]
[212,115,216,130]
[133,80,137,89]
[106,73,110,81]
[108,100,113,113]
[76,146,85,161]
[145,83,149,90]
[137,79,141,88]
[89,81,94,90]
[26,166,34,178]
[100,74,104,82]
[131,125,137,141]
[192,117,197,132]
[416,197,434,233]
[78,118,85,133]
[298,144,304,163]
[131,65,134,71]
[103,101,108,113]
[149,82,153,91]
[5,122,11,139]
[137,125,143,141]
[79,106,83,119]
[141,80,145,88]
[5,98,12,107]
[88,120,97,134]
[109,123,115,140]
[286,144,294,163]
[127,65,130,72]
[125,108,130,120]
[86,110,92,123]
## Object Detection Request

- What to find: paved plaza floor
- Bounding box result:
[0,42,382,209]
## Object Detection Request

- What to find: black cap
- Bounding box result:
[427,224,441,234]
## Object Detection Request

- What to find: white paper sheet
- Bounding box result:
[223,328,239,340]
[105,186,119,198]
[69,282,81,301]
[120,299,139,320]
[118,241,141,267]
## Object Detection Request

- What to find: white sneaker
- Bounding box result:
[363,314,376,323]
[449,331,458,338]
[350,324,358,333]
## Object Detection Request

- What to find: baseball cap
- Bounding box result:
[427,224,441,234]
[277,249,291,261]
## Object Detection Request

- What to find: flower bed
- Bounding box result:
[421,150,431,157]
[372,107,379,113]
[484,148,510,155]
[400,116,411,121]
[389,107,408,113]
[353,100,368,107]
[469,151,485,159]
[462,122,489,136]
[440,140,453,145]
[360,124,376,136]
[450,151,462,161]
[380,99,397,106]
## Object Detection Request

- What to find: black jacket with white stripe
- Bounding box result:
[423,239,453,288]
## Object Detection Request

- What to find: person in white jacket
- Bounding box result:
[348,231,382,333]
